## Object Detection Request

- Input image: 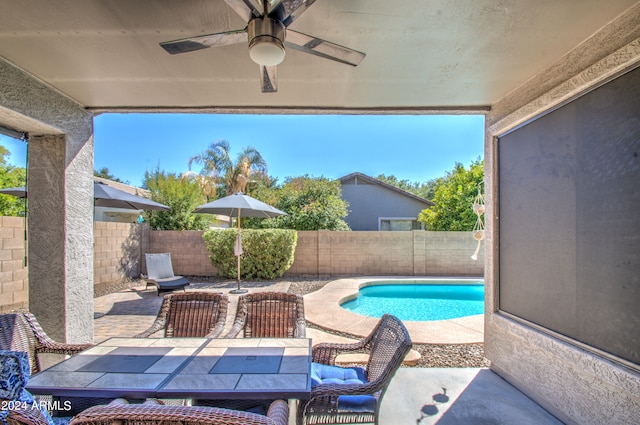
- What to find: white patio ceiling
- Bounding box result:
[0,0,638,113]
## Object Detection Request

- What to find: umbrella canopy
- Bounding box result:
[193,192,286,217]
[0,187,26,197]
[0,182,170,211]
[92,182,169,210]
[194,192,286,293]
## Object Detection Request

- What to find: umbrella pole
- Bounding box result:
[230,209,248,294]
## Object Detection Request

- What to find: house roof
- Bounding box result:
[338,172,435,207]
[93,176,151,198]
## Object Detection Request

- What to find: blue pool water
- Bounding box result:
[340,280,484,321]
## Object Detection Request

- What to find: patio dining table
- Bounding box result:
[26,337,312,401]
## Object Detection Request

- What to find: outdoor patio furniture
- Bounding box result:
[225,292,306,338]
[69,398,289,425]
[134,292,228,338]
[0,350,54,425]
[297,314,412,425]
[0,312,94,375]
[27,337,312,401]
[144,253,190,295]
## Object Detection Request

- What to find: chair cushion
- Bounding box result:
[0,350,30,400]
[311,362,367,386]
[0,350,55,425]
[310,363,376,413]
[155,277,190,289]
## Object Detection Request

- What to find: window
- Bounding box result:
[379,218,423,231]
[497,66,640,367]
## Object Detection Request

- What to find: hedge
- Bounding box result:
[202,228,297,280]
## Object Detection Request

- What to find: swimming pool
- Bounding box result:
[340,280,484,321]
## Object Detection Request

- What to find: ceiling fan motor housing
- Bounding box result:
[248,17,286,66]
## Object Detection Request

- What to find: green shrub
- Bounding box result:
[202,228,298,280]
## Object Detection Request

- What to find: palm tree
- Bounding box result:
[187,140,268,198]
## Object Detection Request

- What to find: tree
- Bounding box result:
[375,174,439,200]
[418,158,484,230]
[94,167,129,184]
[0,146,27,217]
[142,168,212,230]
[188,140,269,199]
[249,175,350,231]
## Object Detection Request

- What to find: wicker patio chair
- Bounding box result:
[0,312,94,375]
[69,399,289,425]
[225,292,306,338]
[297,314,412,425]
[134,292,229,338]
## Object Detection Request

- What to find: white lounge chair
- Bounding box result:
[144,253,190,295]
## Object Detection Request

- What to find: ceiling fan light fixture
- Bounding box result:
[249,37,285,66]
[248,17,286,66]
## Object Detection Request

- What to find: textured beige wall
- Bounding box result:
[1,58,95,343]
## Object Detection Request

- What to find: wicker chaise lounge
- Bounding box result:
[297,314,412,425]
[134,292,228,338]
[69,399,290,425]
[225,292,306,338]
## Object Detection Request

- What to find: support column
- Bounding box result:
[28,134,94,343]
[0,57,95,344]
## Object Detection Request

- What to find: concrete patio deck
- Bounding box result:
[91,280,561,425]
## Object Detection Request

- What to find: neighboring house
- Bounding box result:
[93,176,147,223]
[338,172,434,231]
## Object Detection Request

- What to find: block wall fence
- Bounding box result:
[1,219,484,312]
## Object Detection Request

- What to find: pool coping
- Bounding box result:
[304,277,485,344]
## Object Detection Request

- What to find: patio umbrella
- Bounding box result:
[193,192,287,293]
[0,182,170,210]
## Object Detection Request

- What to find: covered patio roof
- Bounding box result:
[0,0,638,117]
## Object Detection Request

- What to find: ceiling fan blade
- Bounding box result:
[223,0,264,22]
[285,30,365,66]
[269,0,317,27]
[160,29,247,55]
[260,65,278,93]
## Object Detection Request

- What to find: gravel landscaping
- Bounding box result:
[285,278,490,368]
[145,275,490,368]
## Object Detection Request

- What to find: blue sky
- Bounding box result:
[2,114,484,188]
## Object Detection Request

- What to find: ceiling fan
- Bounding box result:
[160,0,366,93]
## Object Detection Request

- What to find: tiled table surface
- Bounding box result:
[27,337,312,400]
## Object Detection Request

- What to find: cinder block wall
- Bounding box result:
[287,230,483,276]
[93,221,144,295]
[1,219,484,311]
[147,230,216,276]
[0,217,28,312]
[153,229,484,277]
